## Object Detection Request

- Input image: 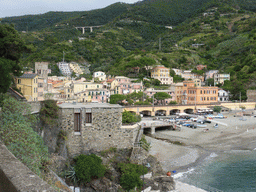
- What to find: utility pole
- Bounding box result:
[63,51,65,62]
[159,37,161,51]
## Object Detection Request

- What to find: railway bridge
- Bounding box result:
[124,102,256,117]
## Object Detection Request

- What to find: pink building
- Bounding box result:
[115,76,131,84]
[144,88,175,105]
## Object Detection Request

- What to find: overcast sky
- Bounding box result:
[0,0,139,18]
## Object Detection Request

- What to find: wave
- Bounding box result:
[173,168,195,179]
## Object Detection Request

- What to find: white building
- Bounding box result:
[214,73,230,85]
[218,89,230,102]
[93,71,106,81]
[57,62,72,76]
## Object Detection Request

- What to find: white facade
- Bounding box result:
[93,71,106,81]
[218,89,229,102]
[57,62,72,76]
[214,73,230,85]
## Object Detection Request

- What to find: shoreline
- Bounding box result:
[146,112,256,190]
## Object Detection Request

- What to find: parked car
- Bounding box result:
[197,119,205,124]
[189,124,197,129]
[190,117,198,122]
[203,120,212,124]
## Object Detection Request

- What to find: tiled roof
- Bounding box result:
[106,79,115,83]
[19,73,37,79]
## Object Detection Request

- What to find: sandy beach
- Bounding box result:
[146,111,256,191]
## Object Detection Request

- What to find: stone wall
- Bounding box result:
[0,140,55,192]
[59,104,140,157]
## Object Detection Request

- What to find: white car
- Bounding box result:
[190,117,198,122]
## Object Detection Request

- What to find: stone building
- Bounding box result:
[35,62,49,101]
[247,90,256,102]
[58,103,139,157]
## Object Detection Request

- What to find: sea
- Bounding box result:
[174,150,256,192]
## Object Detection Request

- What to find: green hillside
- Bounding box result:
[3,0,256,101]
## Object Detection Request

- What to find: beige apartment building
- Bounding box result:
[151,65,173,85]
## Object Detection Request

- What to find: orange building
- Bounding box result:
[181,80,218,105]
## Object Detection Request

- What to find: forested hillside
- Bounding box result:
[2,0,256,100]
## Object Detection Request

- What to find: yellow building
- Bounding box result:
[151,65,173,85]
[16,74,38,101]
[73,82,103,94]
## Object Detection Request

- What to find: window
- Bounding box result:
[86,113,92,123]
[74,113,81,132]
[18,79,21,84]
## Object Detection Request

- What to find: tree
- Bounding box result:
[154,92,171,105]
[206,78,214,86]
[110,94,126,104]
[0,24,26,93]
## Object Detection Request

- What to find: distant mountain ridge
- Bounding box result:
[3,0,256,32]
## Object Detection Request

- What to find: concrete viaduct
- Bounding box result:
[124,102,256,116]
[75,25,103,34]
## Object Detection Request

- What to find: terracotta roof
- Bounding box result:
[106,79,115,83]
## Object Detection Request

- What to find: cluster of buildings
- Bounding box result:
[14,62,232,105]
[57,61,84,76]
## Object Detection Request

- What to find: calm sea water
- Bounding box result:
[176,151,256,192]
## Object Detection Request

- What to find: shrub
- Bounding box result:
[140,135,151,151]
[122,110,141,124]
[213,106,222,113]
[40,100,59,126]
[169,101,177,105]
[74,154,106,183]
[118,163,148,191]
[0,97,49,175]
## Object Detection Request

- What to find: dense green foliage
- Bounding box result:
[118,163,148,191]
[154,92,171,104]
[74,154,106,183]
[140,135,151,151]
[0,97,49,175]
[0,24,25,93]
[122,110,141,124]
[110,94,126,104]
[213,106,222,113]
[40,100,59,126]
[2,0,256,100]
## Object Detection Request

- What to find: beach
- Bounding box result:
[146,112,256,191]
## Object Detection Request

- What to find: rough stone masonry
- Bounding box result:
[58,102,139,157]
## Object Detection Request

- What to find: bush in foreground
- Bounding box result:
[119,163,148,191]
[74,154,106,183]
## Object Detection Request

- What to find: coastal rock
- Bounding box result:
[145,155,165,176]
[153,176,175,191]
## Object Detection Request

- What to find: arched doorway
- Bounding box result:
[184,108,194,114]
[169,109,180,115]
[155,110,166,116]
[140,110,152,117]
